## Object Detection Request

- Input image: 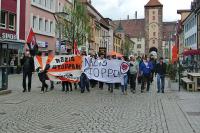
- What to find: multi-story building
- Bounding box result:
[113,33,121,53]
[183,12,197,50]
[0,0,26,66]
[25,0,72,55]
[194,0,200,49]
[114,0,176,58]
[114,19,145,56]
[177,10,191,54]
[81,0,111,55]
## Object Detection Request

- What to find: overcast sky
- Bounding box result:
[92,0,193,21]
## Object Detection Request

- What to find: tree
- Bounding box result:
[59,0,91,53]
[124,36,134,56]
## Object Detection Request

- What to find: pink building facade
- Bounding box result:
[0,0,26,66]
[25,0,72,55]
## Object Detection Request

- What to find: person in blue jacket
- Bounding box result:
[139,55,153,93]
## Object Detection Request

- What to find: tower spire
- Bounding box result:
[145,0,163,7]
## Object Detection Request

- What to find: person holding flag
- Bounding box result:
[21,28,38,92]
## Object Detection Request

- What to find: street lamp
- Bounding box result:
[53,12,69,55]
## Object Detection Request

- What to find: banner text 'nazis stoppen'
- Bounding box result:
[83,57,126,83]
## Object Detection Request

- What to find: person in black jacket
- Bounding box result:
[20,51,35,92]
[36,63,50,92]
[155,57,167,93]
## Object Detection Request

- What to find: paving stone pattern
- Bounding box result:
[0,74,199,133]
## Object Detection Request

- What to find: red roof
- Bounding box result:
[114,19,145,37]
[145,0,163,7]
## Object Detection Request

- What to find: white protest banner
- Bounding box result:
[34,55,82,83]
[83,57,129,83]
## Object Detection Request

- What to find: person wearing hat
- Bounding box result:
[155,57,167,93]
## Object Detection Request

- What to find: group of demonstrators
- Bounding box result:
[21,50,167,95]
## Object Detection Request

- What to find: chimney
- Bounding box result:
[88,0,91,4]
[135,11,137,19]
[127,15,129,20]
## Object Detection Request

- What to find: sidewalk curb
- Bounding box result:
[0,90,12,95]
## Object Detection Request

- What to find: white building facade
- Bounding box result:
[183,12,197,49]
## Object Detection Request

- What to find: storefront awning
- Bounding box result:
[183,49,200,56]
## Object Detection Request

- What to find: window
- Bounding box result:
[137,44,141,49]
[50,21,53,32]
[50,0,54,10]
[153,11,155,14]
[153,16,155,20]
[44,0,47,7]
[45,20,48,31]
[9,13,15,30]
[153,40,155,44]
[39,18,43,31]
[33,16,37,29]
[153,32,156,36]
[0,11,6,28]
[38,0,41,4]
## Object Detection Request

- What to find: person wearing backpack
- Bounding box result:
[139,55,153,93]
[129,56,139,93]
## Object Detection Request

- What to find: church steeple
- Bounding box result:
[116,21,124,33]
[145,0,163,7]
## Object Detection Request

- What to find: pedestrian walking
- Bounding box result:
[36,63,50,92]
[20,51,35,92]
[155,57,167,93]
[107,55,114,93]
[139,55,153,93]
[80,72,90,93]
[62,81,72,92]
[121,56,129,95]
[79,51,90,93]
[129,56,139,93]
[98,53,105,90]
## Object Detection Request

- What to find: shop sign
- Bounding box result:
[1,33,17,40]
[37,41,48,48]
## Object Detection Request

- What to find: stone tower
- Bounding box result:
[145,0,163,56]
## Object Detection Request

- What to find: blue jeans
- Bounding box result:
[121,75,128,93]
[157,74,165,92]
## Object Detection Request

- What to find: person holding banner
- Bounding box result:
[121,56,129,95]
[36,64,50,92]
[98,53,105,90]
[107,55,114,93]
[20,51,35,92]
[80,51,90,93]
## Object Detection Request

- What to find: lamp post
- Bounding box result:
[53,12,69,55]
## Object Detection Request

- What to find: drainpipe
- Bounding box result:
[16,0,20,40]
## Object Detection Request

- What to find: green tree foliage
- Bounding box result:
[124,37,134,56]
[59,0,91,50]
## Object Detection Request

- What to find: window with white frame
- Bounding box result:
[50,21,53,33]
[50,0,54,10]
[33,16,37,29]
[0,11,6,28]
[44,0,47,7]
[38,0,41,4]
[9,13,15,30]
[45,20,48,32]
[39,18,43,31]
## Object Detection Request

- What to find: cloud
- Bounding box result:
[92,0,192,21]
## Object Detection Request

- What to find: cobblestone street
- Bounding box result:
[0,74,199,133]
